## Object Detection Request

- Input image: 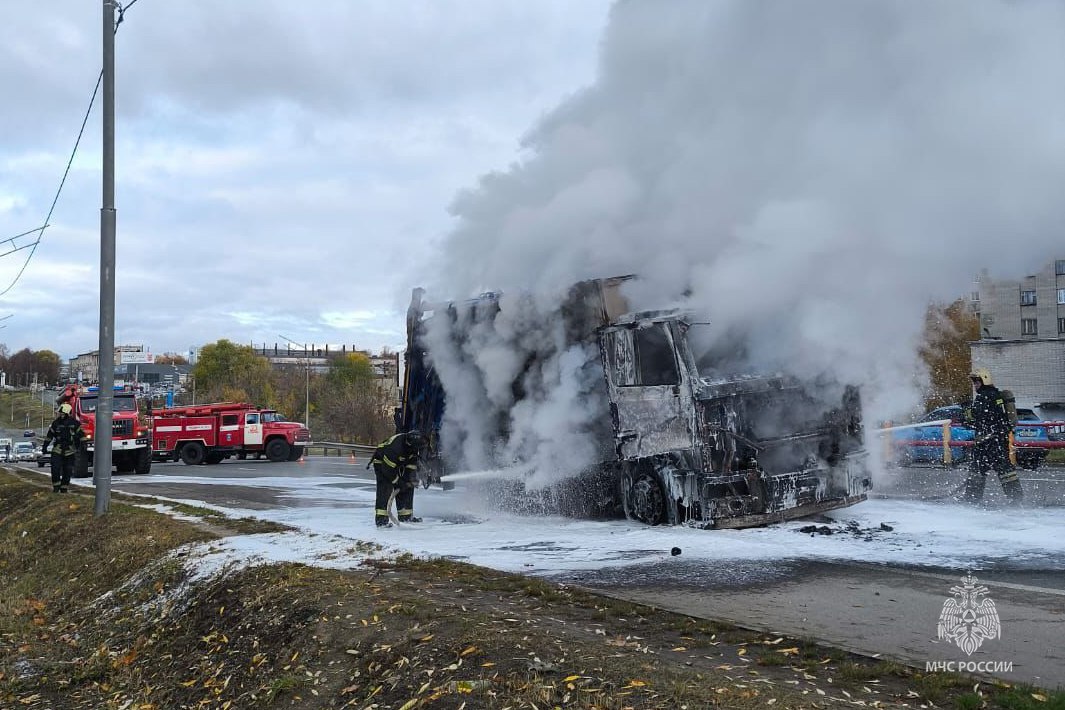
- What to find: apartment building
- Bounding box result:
[970,259,1065,412]
[68,345,147,384]
[973,259,1065,340]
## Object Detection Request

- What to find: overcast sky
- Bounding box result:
[0,0,611,359]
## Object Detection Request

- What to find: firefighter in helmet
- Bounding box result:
[42,403,88,493]
[963,368,1022,504]
[369,431,424,527]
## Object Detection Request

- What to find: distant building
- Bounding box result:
[250,343,400,385]
[970,259,1065,413]
[67,345,146,384]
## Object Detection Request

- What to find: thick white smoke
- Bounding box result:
[421,0,1065,479]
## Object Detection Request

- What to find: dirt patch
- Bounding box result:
[0,471,1061,709]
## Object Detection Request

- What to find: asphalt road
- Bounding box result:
[9,455,1064,687]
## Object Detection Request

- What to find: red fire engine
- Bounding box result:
[58,384,152,477]
[150,402,312,465]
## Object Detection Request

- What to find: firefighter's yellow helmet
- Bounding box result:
[970,368,993,386]
[59,403,73,415]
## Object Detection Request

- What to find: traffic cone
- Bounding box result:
[298,455,305,465]
[348,452,356,464]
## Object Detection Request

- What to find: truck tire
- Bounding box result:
[74,449,91,478]
[266,439,290,463]
[287,445,303,461]
[622,471,668,526]
[205,452,225,465]
[180,442,207,466]
[135,448,152,475]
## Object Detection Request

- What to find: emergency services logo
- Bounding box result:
[937,573,1000,656]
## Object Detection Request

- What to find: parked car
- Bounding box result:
[13,441,36,462]
[37,449,50,468]
[892,404,1050,469]
[22,429,35,437]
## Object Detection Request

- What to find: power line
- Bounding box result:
[0,1,141,298]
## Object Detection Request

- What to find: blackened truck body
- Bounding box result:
[399,276,872,529]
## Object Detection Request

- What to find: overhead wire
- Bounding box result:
[0,0,139,299]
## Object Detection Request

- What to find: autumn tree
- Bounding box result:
[315,352,393,444]
[193,340,274,405]
[155,353,189,365]
[920,299,980,409]
[2,348,60,386]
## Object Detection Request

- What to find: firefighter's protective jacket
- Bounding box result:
[43,414,88,457]
[966,385,1011,439]
[370,433,419,485]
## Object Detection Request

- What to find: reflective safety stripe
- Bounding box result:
[998,470,1020,483]
[375,508,390,515]
[391,476,399,484]
[405,464,417,470]
[382,455,398,468]
[397,509,413,516]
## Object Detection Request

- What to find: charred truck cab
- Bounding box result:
[400,277,872,529]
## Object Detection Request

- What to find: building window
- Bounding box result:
[1057,260,1065,275]
[1058,288,1065,305]
[1021,290,1037,306]
[970,291,980,302]
[1059,317,1065,335]
[1022,318,1038,336]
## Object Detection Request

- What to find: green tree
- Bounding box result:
[34,350,61,385]
[193,340,273,404]
[920,299,980,409]
[327,352,375,387]
[315,353,393,443]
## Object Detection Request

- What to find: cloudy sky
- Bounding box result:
[0,0,611,359]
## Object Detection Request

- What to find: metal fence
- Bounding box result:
[305,442,377,457]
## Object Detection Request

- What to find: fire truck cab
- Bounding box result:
[57,384,152,477]
[150,402,312,465]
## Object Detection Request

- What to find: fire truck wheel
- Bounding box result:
[266,439,290,463]
[180,442,207,466]
[73,449,91,479]
[287,445,303,461]
[135,448,152,475]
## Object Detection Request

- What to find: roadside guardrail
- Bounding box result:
[305,442,377,457]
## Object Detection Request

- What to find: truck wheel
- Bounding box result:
[180,442,207,466]
[266,439,290,463]
[74,449,91,478]
[205,452,225,465]
[287,445,303,461]
[623,471,668,526]
[135,448,152,475]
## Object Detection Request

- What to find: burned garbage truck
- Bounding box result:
[398,276,872,529]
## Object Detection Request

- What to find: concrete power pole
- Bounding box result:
[95,0,117,516]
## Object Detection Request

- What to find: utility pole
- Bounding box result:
[95,0,117,517]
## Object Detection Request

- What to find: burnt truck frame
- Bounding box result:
[399,276,872,529]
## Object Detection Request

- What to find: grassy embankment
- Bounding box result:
[0,467,1062,709]
[0,390,55,437]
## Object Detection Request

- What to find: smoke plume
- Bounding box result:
[421,0,1065,478]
